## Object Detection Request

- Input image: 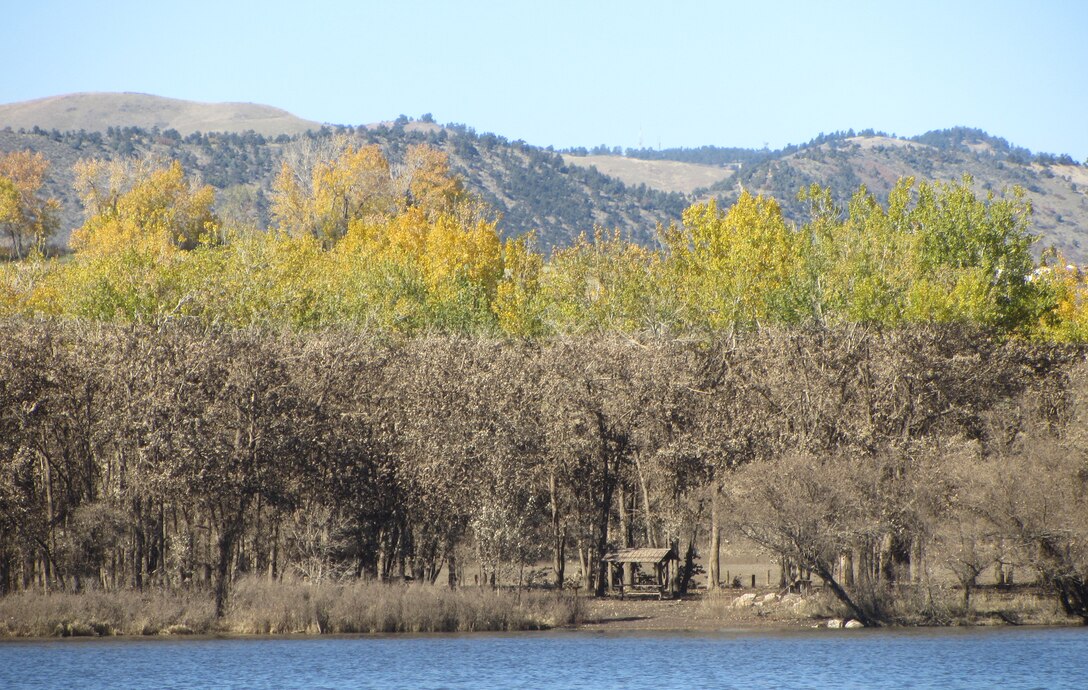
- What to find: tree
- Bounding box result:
[150,328,314,616]
[59,159,219,322]
[968,359,1088,623]
[0,150,60,259]
[662,192,811,332]
[542,230,663,334]
[71,159,218,256]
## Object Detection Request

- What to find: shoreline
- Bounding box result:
[2,586,1080,641]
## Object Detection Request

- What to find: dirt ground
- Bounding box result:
[572,584,1078,631]
[577,588,819,632]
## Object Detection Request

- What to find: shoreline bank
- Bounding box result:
[1,583,1079,639]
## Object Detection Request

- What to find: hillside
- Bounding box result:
[560,154,732,195]
[0,93,320,137]
[0,121,687,252]
[1,94,1086,261]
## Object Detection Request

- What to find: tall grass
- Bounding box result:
[0,588,215,637]
[0,579,579,638]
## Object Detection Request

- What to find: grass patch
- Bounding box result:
[0,580,578,638]
[0,588,215,637]
[226,577,578,634]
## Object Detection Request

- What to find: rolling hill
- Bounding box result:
[0,92,320,137]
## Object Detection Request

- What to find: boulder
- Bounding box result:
[780,593,803,607]
[732,592,758,608]
[844,619,864,629]
[826,618,843,629]
[760,593,779,604]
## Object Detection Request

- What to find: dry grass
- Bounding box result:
[226,578,577,634]
[0,93,319,137]
[561,155,733,195]
[0,579,578,638]
[0,588,215,637]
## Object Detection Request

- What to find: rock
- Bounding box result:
[844,619,864,629]
[780,593,805,608]
[760,593,779,604]
[826,618,843,629]
[732,592,758,608]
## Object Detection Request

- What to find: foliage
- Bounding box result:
[0,150,60,259]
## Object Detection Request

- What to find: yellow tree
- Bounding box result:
[493,233,548,337]
[176,230,328,329]
[663,193,810,332]
[906,176,1041,331]
[0,150,60,259]
[810,176,1045,334]
[813,181,920,325]
[542,229,663,334]
[329,206,504,333]
[60,159,219,321]
[1029,258,1088,342]
[271,141,479,248]
[71,159,217,256]
[271,143,396,244]
[400,143,466,215]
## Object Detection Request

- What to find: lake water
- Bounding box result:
[1,627,1086,689]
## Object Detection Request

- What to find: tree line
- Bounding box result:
[4,140,1088,338]
[1,321,1086,625]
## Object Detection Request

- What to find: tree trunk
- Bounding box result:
[910,536,924,584]
[619,484,634,587]
[633,453,655,547]
[214,523,238,619]
[446,552,457,588]
[133,496,145,590]
[593,431,617,598]
[840,550,855,589]
[678,529,699,595]
[578,545,592,590]
[549,472,566,588]
[814,561,881,628]
[214,502,247,619]
[707,483,721,591]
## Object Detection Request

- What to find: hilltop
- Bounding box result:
[700,129,1088,262]
[0,92,319,137]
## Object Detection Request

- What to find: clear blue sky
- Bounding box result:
[3,0,1086,160]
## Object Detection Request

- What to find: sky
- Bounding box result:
[3,0,1086,160]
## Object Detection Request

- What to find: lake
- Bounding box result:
[1,627,1085,689]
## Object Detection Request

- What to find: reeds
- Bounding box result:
[0,588,215,637]
[0,579,578,638]
[226,577,577,634]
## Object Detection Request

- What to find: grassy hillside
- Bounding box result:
[0,93,319,137]
[561,154,732,195]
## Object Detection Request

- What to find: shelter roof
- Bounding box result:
[601,548,678,564]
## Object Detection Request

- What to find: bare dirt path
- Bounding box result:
[576,590,817,632]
